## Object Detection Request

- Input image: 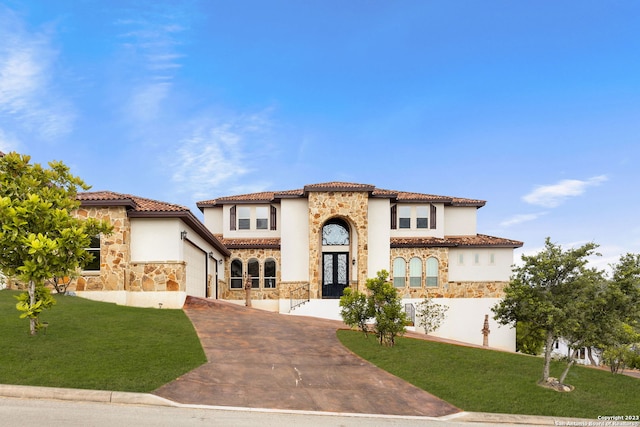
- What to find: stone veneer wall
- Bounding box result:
[390,247,507,298]
[308,191,369,298]
[128,262,186,292]
[222,248,282,300]
[74,206,129,291]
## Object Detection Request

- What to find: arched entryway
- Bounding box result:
[321,218,350,298]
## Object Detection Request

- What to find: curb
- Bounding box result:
[0,384,176,407]
[0,384,601,426]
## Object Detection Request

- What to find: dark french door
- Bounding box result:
[322,252,349,298]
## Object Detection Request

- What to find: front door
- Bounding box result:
[322,252,349,298]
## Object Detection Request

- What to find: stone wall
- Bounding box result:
[308,191,369,297]
[74,206,130,292]
[128,262,186,292]
[390,247,506,298]
[222,248,282,300]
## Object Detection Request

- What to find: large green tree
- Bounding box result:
[492,237,599,384]
[0,152,112,335]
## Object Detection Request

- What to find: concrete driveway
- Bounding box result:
[153,297,460,417]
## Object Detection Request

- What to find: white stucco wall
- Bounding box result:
[409,297,515,351]
[367,198,391,276]
[202,207,223,234]
[448,248,514,282]
[280,198,310,282]
[443,206,478,236]
[130,218,181,261]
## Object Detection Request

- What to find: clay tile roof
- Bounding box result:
[391,234,523,248]
[218,237,281,249]
[197,182,485,208]
[78,191,188,212]
[303,181,375,192]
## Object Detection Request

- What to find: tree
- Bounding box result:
[0,152,112,335]
[366,270,408,346]
[416,295,448,335]
[515,321,546,355]
[492,237,599,385]
[339,286,371,336]
[339,270,408,346]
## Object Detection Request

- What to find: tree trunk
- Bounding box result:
[559,347,578,384]
[28,280,37,336]
[542,330,555,381]
[587,347,598,366]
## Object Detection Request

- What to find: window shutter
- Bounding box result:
[390,205,397,229]
[270,205,277,230]
[430,204,437,229]
[230,205,236,230]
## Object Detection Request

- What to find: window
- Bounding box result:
[230,259,243,288]
[238,207,250,230]
[489,253,495,265]
[426,257,438,287]
[409,257,422,287]
[84,235,101,271]
[416,206,428,229]
[474,253,480,265]
[256,206,268,230]
[264,259,276,288]
[393,257,406,287]
[248,258,260,288]
[398,206,411,229]
[458,253,464,265]
[322,218,350,245]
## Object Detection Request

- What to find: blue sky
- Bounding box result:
[1,1,640,270]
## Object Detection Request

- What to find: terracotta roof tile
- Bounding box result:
[219,237,281,249]
[197,182,485,207]
[391,234,523,248]
[78,191,188,212]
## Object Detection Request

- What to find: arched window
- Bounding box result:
[393,257,406,288]
[230,259,243,289]
[322,218,350,245]
[248,258,260,288]
[426,257,439,287]
[409,257,422,287]
[264,259,276,288]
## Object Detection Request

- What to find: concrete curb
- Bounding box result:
[0,384,603,426]
[0,384,176,407]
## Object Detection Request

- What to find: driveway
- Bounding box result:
[153,297,460,417]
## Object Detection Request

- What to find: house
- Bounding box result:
[72,192,229,308]
[196,181,523,350]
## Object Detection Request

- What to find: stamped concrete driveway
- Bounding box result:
[153,297,459,417]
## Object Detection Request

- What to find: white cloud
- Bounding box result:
[500,212,548,227]
[522,175,608,208]
[0,6,75,141]
[172,112,275,200]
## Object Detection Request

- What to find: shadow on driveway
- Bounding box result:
[153,297,460,417]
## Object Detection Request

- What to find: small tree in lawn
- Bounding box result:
[339,286,371,336]
[492,237,598,385]
[366,270,408,346]
[416,295,448,335]
[0,153,112,335]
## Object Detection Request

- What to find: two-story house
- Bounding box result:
[197,182,522,350]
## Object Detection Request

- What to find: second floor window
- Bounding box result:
[398,206,411,229]
[256,207,268,230]
[238,207,250,230]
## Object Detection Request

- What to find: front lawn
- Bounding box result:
[338,330,640,419]
[0,290,206,392]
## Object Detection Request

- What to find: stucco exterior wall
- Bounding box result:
[367,198,391,275]
[443,206,477,236]
[130,218,181,261]
[203,206,223,234]
[280,198,309,282]
[448,248,513,282]
[390,203,444,238]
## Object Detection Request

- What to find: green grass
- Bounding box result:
[337,330,640,418]
[0,290,206,392]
